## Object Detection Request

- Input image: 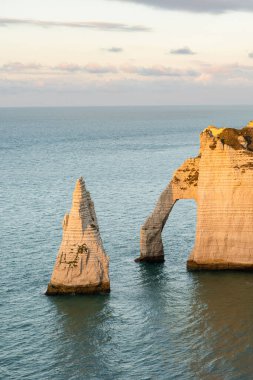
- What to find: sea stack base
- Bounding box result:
[187,260,253,271]
[135,255,165,263]
[46,282,110,296]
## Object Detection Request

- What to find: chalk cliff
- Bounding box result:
[137,123,253,270]
[46,178,110,294]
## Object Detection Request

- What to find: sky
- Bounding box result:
[2,0,253,106]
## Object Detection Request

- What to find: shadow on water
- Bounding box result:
[188,271,253,380]
[45,295,114,379]
[136,262,173,311]
[48,294,112,352]
[49,294,111,334]
[138,262,167,287]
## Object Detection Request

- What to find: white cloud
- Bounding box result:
[53,63,118,74]
[121,64,199,77]
[2,61,253,106]
[0,62,42,72]
[0,17,150,32]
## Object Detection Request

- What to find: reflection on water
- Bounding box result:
[189,272,253,380]
[138,262,166,288]
[50,295,111,336]
[48,296,113,379]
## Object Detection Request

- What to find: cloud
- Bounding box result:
[2,76,253,107]
[112,0,253,14]
[3,61,253,84]
[85,63,118,73]
[248,52,253,58]
[0,61,198,77]
[202,63,253,75]
[0,62,118,74]
[195,63,253,84]
[121,64,199,77]
[106,47,124,53]
[0,62,42,72]
[3,62,253,106]
[0,17,150,32]
[170,47,196,55]
[52,63,81,73]
[53,63,118,74]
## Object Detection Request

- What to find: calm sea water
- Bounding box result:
[1,106,253,380]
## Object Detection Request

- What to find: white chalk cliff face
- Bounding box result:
[138,123,253,270]
[46,178,110,294]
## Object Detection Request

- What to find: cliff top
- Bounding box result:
[203,122,253,151]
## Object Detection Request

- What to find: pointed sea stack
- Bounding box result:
[137,122,253,270]
[46,178,110,295]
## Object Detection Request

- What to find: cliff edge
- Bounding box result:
[137,122,253,270]
[46,178,110,295]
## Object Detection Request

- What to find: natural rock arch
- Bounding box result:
[136,156,199,263]
[137,124,253,270]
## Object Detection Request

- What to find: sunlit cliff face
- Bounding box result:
[140,121,253,268]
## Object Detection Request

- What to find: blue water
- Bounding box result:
[1,106,253,380]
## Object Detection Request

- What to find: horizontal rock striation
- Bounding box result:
[46,178,110,295]
[138,123,253,270]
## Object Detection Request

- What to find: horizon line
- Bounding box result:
[1,104,253,109]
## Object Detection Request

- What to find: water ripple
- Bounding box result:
[1,106,253,379]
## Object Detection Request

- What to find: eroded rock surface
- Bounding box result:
[46,178,110,294]
[138,124,253,270]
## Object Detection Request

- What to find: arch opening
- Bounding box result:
[162,199,197,266]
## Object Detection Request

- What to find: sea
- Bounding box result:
[1,106,253,380]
